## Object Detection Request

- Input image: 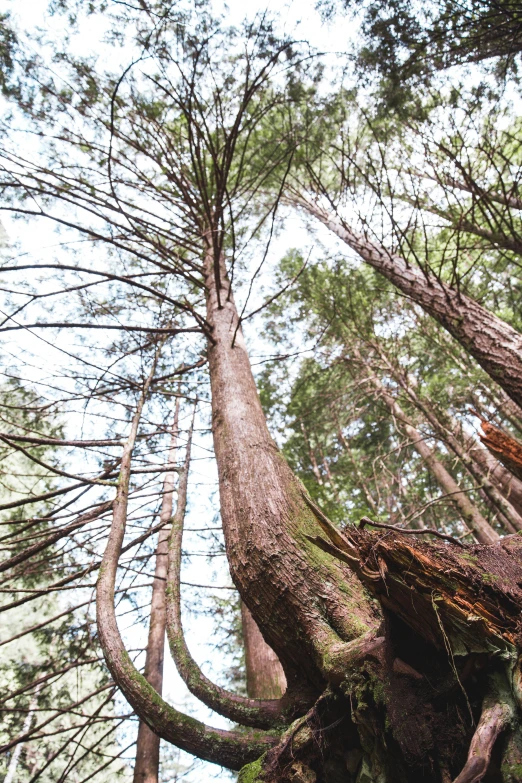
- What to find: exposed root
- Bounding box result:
[453,676,515,783]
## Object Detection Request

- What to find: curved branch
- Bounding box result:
[0,500,113,574]
[96,363,278,770]
[166,412,292,730]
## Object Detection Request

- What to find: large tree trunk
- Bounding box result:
[204,251,378,693]
[96,245,522,782]
[299,198,522,411]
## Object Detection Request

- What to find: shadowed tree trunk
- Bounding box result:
[241,602,287,700]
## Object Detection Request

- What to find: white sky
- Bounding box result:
[0,2,362,780]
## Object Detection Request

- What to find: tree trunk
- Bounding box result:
[133,406,179,783]
[204,250,378,693]
[372,343,522,532]
[300,198,522,411]
[241,602,287,700]
[354,356,499,544]
[470,444,522,518]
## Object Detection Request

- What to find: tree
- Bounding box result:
[0,380,126,782]
[2,2,522,782]
[319,0,522,111]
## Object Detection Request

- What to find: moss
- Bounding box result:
[501,761,522,782]
[481,572,500,584]
[238,754,266,783]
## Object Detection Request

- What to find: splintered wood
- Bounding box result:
[476,417,522,483]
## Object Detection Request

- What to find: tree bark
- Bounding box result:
[241,602,287,700]
[133,404,179,783]
[469,444,522,518]
[204,250,379,692]
[299,198,522,411]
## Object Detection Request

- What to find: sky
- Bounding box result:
[0,2,359,781]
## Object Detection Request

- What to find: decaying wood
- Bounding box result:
[315,519,522,654]
[298,493,522,783]
[476,417,522,484]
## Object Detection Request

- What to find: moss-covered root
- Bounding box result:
[501,726,522,782]
[238,695,327,783]
[238,755,266,783]
[238,756,318,783]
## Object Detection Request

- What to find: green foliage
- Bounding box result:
[318,0,522,114]
[0,13,17,96]
[259,251,517,537]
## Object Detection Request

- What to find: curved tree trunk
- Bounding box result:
[101,245,522,783]
[204,250,378,692]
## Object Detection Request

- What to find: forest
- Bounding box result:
[0,0,522,781]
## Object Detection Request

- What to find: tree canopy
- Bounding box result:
[1,1,522,782]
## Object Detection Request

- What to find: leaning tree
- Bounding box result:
[2,2,522,782]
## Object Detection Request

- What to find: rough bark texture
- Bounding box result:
[101,247,522,782]
[204,253,379,694]
[290,511,522,783]
[301,199,522,411]
[241,602,287,700]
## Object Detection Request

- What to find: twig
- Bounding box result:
[358,516,466,547]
